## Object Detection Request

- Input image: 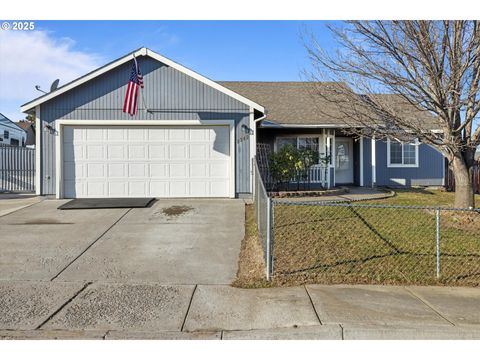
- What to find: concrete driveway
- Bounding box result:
[0,198,244,284]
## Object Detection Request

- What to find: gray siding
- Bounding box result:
[362,137,372,187]
[39,56,252,195]
[375,140,444,187]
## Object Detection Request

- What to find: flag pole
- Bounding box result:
[133,53,148,114]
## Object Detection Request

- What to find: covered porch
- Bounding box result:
[257,126,365,190]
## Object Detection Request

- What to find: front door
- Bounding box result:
[335,137,354,184]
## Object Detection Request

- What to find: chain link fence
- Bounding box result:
[271,201,480,286]
[254,157,480,286]
[254,158,273,279]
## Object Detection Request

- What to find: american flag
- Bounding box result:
[123,58,144,116]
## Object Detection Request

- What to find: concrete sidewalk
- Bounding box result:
[0,194,42,217]
[1,282,479,340]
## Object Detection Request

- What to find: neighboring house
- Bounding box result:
[0,113,27,146]
[220,82,445,188]
[16,120,36,147]
[20,47,444,199]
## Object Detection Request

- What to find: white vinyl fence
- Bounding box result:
[0,144,35,192]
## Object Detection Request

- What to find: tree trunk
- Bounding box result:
[452,156,475,208]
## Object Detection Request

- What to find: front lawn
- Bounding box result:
[364,188,480,207]
[239,189,480,288]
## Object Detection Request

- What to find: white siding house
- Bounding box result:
[0,113,26,146]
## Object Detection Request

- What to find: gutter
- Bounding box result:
[254,113,267,123]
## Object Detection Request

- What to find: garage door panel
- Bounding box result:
[107,144,126,159]
[106,128,125,141]
[168,128,188,141]
[128,163,147,177]
[108,182,127,197]
[128,128,147,141]
[87,145,105,160]
[210,162,229,177]
[169,144,187,160]
[147,128,166,141]
[189,144,207,159]
[169,163,187,177]
[128,145,146,159]
[210,181,229,197]
[190,181,207,196]
[86,163,105,178]
[149,144,166,159]
[170,181,188,197]
[86,182,106,197]
[128,181,146,197]
[190,163,208,178]
[108,163,126,177]
[63,125,231,198]
[189,128,208,141]
[149,181,169,196]
[150,163,167,178]
[86,128,104,141]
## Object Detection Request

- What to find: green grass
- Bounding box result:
[364,188,480,207]
[270,189,480,287]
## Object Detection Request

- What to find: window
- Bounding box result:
[387,139,419,167]
[277,137,297,149]
[4,130,9,139]
[277,137,319,152]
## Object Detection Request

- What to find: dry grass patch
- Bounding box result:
[232,205,270,288]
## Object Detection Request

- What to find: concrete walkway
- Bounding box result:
[276,187,395,203]
[0,193,42,217]
[1,282,479,340]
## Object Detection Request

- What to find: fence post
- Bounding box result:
[266,197,272,281]
[436,208,441,279]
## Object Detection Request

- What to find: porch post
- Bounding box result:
[360,136,364,186]
[371,136,376,187]
[325,130,331,189]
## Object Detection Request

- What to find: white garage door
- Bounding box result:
[62,125,232,198]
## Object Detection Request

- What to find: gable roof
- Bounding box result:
[16,120,34,131]
[219,81,440,130]
[21,48,265,114]
[219,81,346,127]
[0,113,25,132]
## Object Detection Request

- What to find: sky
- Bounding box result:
[0,20,337,121]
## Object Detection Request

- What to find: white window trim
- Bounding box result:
[387,138,419,168]
[55,119,236,199]
[274,134,322,152]
[274,134,325,167]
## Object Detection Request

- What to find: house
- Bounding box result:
[16,120,36,147]
[20,47,444,199]
[0,113,27,146]
[21,48,264,199]
[220,82,445,188]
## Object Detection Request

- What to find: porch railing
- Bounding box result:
[291,164,330,189]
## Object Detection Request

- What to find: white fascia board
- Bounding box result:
[260,123,352,128]
[21,48,146,112]
[21,47,265,114]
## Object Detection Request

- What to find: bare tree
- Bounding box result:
[304,21,480,208]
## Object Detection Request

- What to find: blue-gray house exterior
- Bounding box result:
[21,48,445,199]
[221,81,445,190]
[21,48,264,198]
